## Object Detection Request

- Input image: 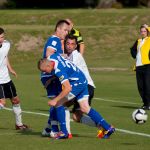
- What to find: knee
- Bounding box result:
[11,97,20,104]
[79,99,91,114]
[80,106,90,114]
[0,99,6,106]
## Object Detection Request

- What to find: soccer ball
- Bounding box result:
[132,109,148,124]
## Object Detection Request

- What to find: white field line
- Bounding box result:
[89,67,128,71]
[116,128,150,138]
[3,97,150,138]
[93,97,141,105]
[4,107,49,116]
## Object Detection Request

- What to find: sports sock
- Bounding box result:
[80,114,97,127]
[0,103,4,109]
[12,104,23,126]
[44,117,51,130]
[65,108,71,134]
[56,105,68,135]
[87,108,110,130]
[49,107,59,132]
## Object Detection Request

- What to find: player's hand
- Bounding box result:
[11,70,17,78]
[48,100,57,106]
[61,53,67,58]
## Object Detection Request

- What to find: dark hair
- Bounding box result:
[37,58,47,70]
[0,28,4,35]
[64,34,77,45]
[64,35,77,54]
[55,20,70,31]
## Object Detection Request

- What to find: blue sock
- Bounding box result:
[88,108,110,130]
[56,105,68,135]
[49,107,59,132]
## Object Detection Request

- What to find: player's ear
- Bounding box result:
[50,61,55,69]
[75,44,77,49]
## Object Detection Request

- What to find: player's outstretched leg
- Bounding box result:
[87,108,115,139]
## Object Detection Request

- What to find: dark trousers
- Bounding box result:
[136,64,150,106]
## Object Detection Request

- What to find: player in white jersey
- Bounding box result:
[64,35,97,127]
[0,28,29,130]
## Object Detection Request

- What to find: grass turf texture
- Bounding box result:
[0,9,150,150]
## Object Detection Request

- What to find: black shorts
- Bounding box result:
[0,80,17,99]
[72,84,95,113]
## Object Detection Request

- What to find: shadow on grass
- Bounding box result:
[0,127,10,130]
[112,105,140,109]
[17,129,41,136]
[17,131,94,139]
[72,134,94,139]
[121,142,137,146]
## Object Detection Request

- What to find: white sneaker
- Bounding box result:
[50,131,59,138]
[41,128,51,137]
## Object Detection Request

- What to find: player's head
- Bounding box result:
[37,58,54,73]
[140,24,149,38]
[55,20,70,40]
[0,27,5,45]
[64,35,77,55]
[65,18,74,31]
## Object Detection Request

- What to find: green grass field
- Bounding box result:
[0,9,150,150]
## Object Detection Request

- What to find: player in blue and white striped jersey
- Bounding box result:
[40,20,70,137]
[38,53,115,139]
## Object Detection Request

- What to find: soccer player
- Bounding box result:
[38,53,115,139]
[0,27,29,130]
[65,18,85,55]
[43,20,69,57]
[41,20,70,137]
[64,35,98,128]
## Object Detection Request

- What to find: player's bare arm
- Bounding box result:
[46,47,55,57]
[7,57,17,78]
[79,43,85,55]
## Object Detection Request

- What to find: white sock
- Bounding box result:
[0,103,4,109]
[65,108,71,134]
[51,120,58,127]
[80,114,97,127]
[12,104,23,126]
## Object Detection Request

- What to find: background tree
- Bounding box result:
[4,0,150,8]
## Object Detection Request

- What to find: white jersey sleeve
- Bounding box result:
[67,50,96,88]
[0,40,11,84]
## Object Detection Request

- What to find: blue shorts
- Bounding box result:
[68,82,89,102]
[41,76,62,98]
